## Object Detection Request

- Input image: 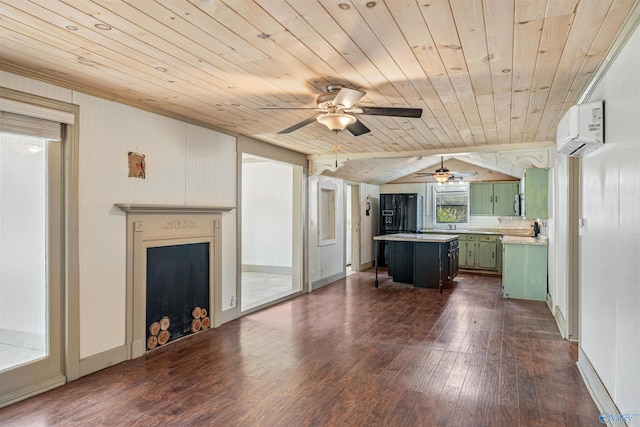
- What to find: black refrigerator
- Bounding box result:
[378,193,423,266]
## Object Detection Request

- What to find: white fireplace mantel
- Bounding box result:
[115,203,235,214]
[116,203,230,359]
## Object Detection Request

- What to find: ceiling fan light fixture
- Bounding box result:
[317,113,356,132]
[434,172,451,183]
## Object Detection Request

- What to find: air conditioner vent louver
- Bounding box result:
[556,101,604,157]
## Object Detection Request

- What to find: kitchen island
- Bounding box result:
[373,233,459,292]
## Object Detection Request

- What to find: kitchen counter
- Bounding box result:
[374,233,458,243]
[421,228,534,237]
[501,235,548,246]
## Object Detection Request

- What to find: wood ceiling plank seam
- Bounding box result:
[515,0,549,22]
[533,0,617,140]
[114,0,324,108]
[287,0,446,153]
[384,1,466,147]
[209,0,346,92]
[312,2,426,107]
[476,94,499,144]
[522,13,575,142]
[289,2,404,102]
[428,75,475,145]
[252,1,442,150]
[0,42,231,127]
[57,0,316,130]
[33,0,304,130]
[483,0,515,144]
[50,0,329,141]
[449,73,487,145]
[418,0,477,146]
[151,0,334,100]
[350,0,456,147]
[545,0,580,18]
[311,0,444,150]
[450,0,495,144]
[0,4,278,127]
[41,0,264,82]
[510,17,544,143]
[553,0,637,130]
[251,0,388,102]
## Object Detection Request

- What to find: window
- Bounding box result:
[318,182,337,246]
[434,187,469,224]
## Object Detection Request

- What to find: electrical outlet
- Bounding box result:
[230,295,236,307]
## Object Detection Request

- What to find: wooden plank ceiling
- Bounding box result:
[0,0,637,183]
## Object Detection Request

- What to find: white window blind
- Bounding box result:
[0,111,61,141]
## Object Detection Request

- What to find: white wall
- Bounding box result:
[359,183,380,265]
[2,71,237,360]
[548,155,570,337]
[308,175,345,288]
[579,23,640,424]
[241,160,293,268]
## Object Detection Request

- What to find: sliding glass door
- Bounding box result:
[0,132,64,406]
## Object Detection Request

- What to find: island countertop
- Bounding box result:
[374,233,458,243]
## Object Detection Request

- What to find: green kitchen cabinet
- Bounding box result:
[493,182,520,215]
[475,236,498,269]
[470,182,520,216]
[458,234,499,271]
[458,235,474,267]
[502,243,547,300]
[470,183,494,215]
[522,168,548,219]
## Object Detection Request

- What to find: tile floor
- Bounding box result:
[241,272,296,311]
[0,343,46,372]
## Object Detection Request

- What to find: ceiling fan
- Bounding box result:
[415,157,478,183]
[263,85,422,136]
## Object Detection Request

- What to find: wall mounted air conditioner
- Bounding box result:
[556,100,604,157]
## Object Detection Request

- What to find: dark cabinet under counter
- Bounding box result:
[374,234,459,292]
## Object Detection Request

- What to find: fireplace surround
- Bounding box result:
[116,204,233,359]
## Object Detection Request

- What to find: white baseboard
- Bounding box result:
[215,307,241,326]
[0,373,66,409]
[358,261,374,270]
[79,344,127,377]
[554,306,568,339]
[577,348,627,426]
[311,271,345,291]
[241,264,292,274]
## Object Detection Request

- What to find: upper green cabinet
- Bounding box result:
[522,168,548,219]
[470,182,519,216]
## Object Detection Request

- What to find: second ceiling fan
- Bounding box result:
[415,157,478,183]
[265,85,422,136]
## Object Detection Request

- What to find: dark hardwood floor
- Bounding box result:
[0,270,601,426]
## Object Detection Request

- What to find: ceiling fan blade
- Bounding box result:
[346,119,370,136]
[358,106,423,118]
[260,107,322,111]
[449,171,478,177]
[277,115,319,134]
[332,88,366,109]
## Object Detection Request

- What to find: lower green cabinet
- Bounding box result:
[502,243,547,300]
[459,234,499,271]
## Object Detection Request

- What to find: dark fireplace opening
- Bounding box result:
[146,242,210,350]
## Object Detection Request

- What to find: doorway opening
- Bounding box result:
[240,153,303,312]
[346,183,360,276]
